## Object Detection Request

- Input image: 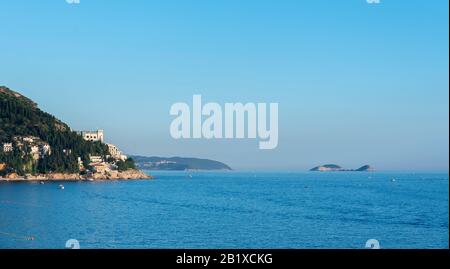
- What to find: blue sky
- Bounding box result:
[0,0,448,170]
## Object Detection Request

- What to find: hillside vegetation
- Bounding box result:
[0,86,109,176]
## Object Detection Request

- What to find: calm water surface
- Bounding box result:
[0,171,448,249]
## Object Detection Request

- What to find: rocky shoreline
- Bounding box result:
[0,169,152,182]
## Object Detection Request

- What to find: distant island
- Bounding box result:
[310,164,375,172]
[131,156,232,171]
[0,86,150,181]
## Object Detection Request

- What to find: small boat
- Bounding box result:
[59,184,65,190]
[87,178,94,182]
[391,178,396,182]
[40,181,45,185]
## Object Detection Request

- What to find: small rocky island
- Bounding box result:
[310,164,375,172]
[0,86,151,181]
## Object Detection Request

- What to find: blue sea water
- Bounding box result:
[0,171,448,249]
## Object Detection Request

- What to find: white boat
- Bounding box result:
[59,184,65,190]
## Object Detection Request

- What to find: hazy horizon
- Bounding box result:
[1,0,448,171]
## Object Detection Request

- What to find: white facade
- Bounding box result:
[107,143,121,158]
[39,144,51,156]
[89,155,103,164]
[77,157,84,170]
[79,130,104,142]
[30,145,40,160]
[30,145,39,154]
[22,136,38,143]
[107,143,127,161]
[2,143,13,153]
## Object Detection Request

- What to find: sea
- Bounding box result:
[0,171,448,249]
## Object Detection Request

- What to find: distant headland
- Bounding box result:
[310,164,375,172]
[132,156,232,171]
[0,86,151,181]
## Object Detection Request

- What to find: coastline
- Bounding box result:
[0,169,152,182]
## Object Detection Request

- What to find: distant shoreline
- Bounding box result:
[132,156,232,171]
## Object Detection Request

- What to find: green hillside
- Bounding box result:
[0,86,109,176]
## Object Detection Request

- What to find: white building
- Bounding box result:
[107,143,127,161]
[2,143,13,153]
[22,136,38,143]
[39,144,51,156]
[78,130,104,142]
[77,157,84,170]
[30,145,40,160]
[107,143,121,158]
[89,155,104,164]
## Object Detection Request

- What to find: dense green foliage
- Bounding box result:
[0,143,34,176]
[0,86,110,176]
[116,158,136,172]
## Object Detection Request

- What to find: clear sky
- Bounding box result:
[0,0,448,171]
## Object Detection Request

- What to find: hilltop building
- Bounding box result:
[77,130,104,142]
[78,130,128,161]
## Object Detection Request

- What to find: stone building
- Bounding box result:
[107,143,121,158]
[107,143,127,161]
[78,130,104,142]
